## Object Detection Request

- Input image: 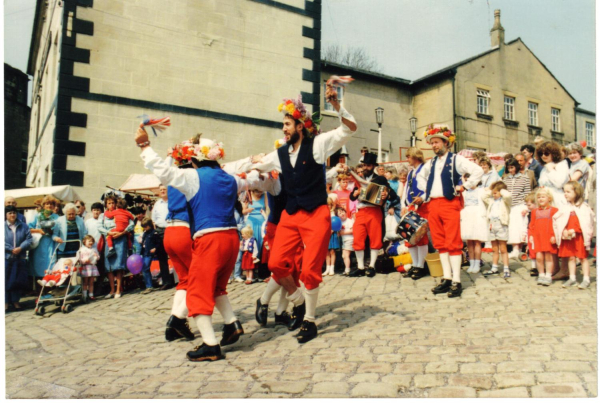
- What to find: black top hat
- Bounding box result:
[362,152,378,165]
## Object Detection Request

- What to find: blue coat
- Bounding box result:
[52,216,87,252]
[5,220,33,260]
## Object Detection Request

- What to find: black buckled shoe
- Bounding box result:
[365,267,376,278]
[220,320,244,346]
[166,315,195,341]
[165,327,184,342]
[348,268,366,277]
[288,302,306,331]
[274,311,291,326]
[432,279,452,295]
[403,266,416,278]
[296,320,318,344]
[186,343,225,362]
[530,268,539,277]
[447,282,463,298]
[411,267,428,280]
[255,298,268,327]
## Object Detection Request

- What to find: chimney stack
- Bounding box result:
[490,9,505,48]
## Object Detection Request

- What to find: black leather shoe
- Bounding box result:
[348,268,366,277]
[274,311,291,326]
[288,302,306,331]
[220,320,244,346]
[166,315,195,341]
[447,282,463,298]
[255,298,268,327]
[296,320,318,344]
[404,266,417,278]
[365,267,376,277]
[432,279,452,294]
[186,343,225,362]
[165,327,184,342]
[411,267,428,280]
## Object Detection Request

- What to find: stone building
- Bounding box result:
[4,64,31,190]
[575,107,596,152]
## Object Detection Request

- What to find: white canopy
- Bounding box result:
[5,185,83,209]
[119,174,161,194]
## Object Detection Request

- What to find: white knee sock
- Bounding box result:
[275,289,288,315]
[214,295,236,325]
[304,287,319,322]
[171,289,187,318]
[287,288,305,307]
[260,278,281,305]
[355,250,365,269]
[416,245,428,268]
[531,260,537,269]
[450,254,462,283]
[369,249,380,267]
[439,252,452,280]
[408,247,419,267]
[473,259,481,272]
[194,315,218,346]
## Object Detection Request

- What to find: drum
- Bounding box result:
[396,211,428,245]
[358,183,386,206]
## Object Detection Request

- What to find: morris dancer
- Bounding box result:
[136,129,268,362]
[348,152,399,277]
[252,83,357,343]
[416,125,483,298]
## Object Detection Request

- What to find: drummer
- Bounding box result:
[348,152,399,278]
[400,147,430,280]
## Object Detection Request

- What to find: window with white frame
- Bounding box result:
[504,96,515,120]
[551,108,561,132]
[586,122,595,146]
[477,89,490,114]
[370,149,389,162]
[323,83,343,112]
[528,102,538,126]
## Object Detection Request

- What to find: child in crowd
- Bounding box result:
[554,181,596,289]
[240,226,259,285]
[140,218,157,294]
[460,173,488,274]
[529,188,558,286]
[325,196,340,276]
[38,258,74,287]
[482,181,512,277]
[78,235,100,302]
[336,206,354,276]
[524,192,538,277]
[103,198,134,258]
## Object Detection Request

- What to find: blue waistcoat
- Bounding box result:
[188,166,237,233]
[244,237,256,253]
[425,152,461,201]
[406,164,425,205]
[166,186,190,223]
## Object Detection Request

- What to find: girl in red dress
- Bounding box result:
[554,181,596,289]
[528,188,558,286]
[240,227,259,285]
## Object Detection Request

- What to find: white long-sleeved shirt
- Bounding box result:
[416,152,483,199]
[538,160,570,207]
[251,107,357,172]
[141,147,272,238]
[326,167,340,184]
[151,199,169,229]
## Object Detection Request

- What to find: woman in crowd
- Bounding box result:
[52,203,88,260]
[28,195,60,279]
[537,141,570,207]
[479,156,501,188]
[503,158,531,260]
[567,142,591,191]
[384,166,400,194]
[498,153,514,177]
[244,189,267,256]
[5,205,33,312]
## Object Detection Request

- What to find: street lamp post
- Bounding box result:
[409,116,418,147]
[375,107,384,163]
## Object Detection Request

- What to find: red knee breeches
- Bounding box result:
[164,226,192,290]
[352,207,383,251]
[426,197,463,255]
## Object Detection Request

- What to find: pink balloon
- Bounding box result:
[127,254,144,274]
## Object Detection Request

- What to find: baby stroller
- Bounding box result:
[34,240,83,315]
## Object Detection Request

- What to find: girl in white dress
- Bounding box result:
[460,173,488,273]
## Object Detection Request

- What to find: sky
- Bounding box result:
[3,0,596,110]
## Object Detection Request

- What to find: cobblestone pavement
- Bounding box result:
[5,256,597,398]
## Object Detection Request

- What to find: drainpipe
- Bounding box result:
[452,71,457,153]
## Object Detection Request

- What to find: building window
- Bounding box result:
[551,108,561,132]
[504,96,515,120]
[586,122,595,146]
[323,83,343,112]
[477,89,490,115]
[528,102,538,126]
[370,149,389,163]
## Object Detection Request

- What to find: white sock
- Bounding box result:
[369,249,379,267]
[570,275,576,281]
[408,247,419,267]
[474,260,481,270]
[287,288,305,307]
[275,289,288,315]
[194,315,218,346]
[416,245,428,268]
[584,276,591,282]
[468,260,475,271]
[547,273,553,279]
[503,266,509,271]
[450,254,462,283]
[171,289,187,318]
[89,292,94,297]
[83,290,88,297]
[214,295,236,325]
[304,287,319,322]
[492,264,499,270]
[355,250,365,269]
[260,278,281,305]
[439,252,451,280]
[531,260,537,269]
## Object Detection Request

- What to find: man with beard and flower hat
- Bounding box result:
[416,125,483,298]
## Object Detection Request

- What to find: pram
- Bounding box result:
[34,240,83,315]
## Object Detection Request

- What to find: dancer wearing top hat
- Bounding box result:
[416,125,483,298]
[347,152,399,277]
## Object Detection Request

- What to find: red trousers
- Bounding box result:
[265,221,301,287]
[353,207,383,251]
[268,205,330,290]
[186,229,239,317]
[426,197,463,256]
[163,226,192,290]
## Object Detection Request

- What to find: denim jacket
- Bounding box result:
[5,220,33,260]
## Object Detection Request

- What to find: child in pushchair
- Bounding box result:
[37,258,76,287]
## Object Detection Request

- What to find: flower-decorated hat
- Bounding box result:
[168,136,225,167]
[277,94,322,136]
[423,124,456,144]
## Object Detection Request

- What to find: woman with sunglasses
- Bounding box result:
[536,141,570,207]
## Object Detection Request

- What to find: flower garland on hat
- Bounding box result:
[277,94,322,136]
[168,136,225,166]
[423,124,456,144]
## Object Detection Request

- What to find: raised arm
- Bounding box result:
[457,155,484,189]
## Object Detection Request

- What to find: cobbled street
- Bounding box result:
[5,257,597,399]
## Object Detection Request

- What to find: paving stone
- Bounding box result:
[545,361,593,373]
[448,374,493,389]
[348,373,379,383]
[351,382,399,397]
[201,381,249,394]
[536,372,582,384]
[250,381,309,394]
[311,382,349,394]
[494,373,536,388]
[460,363,496,374]
[478,387,529,398]
[427,386,477,398]
[497,361,544,373]
[425,362,459,373]
[414,374,445,388]
[357,363,393,373]
[531,384,588,398]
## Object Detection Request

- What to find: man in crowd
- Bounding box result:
[151,185,175,290]
[515,152,537,190]
[4,196,25,223]
[520,144,542,182]
[75,200,88,220]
